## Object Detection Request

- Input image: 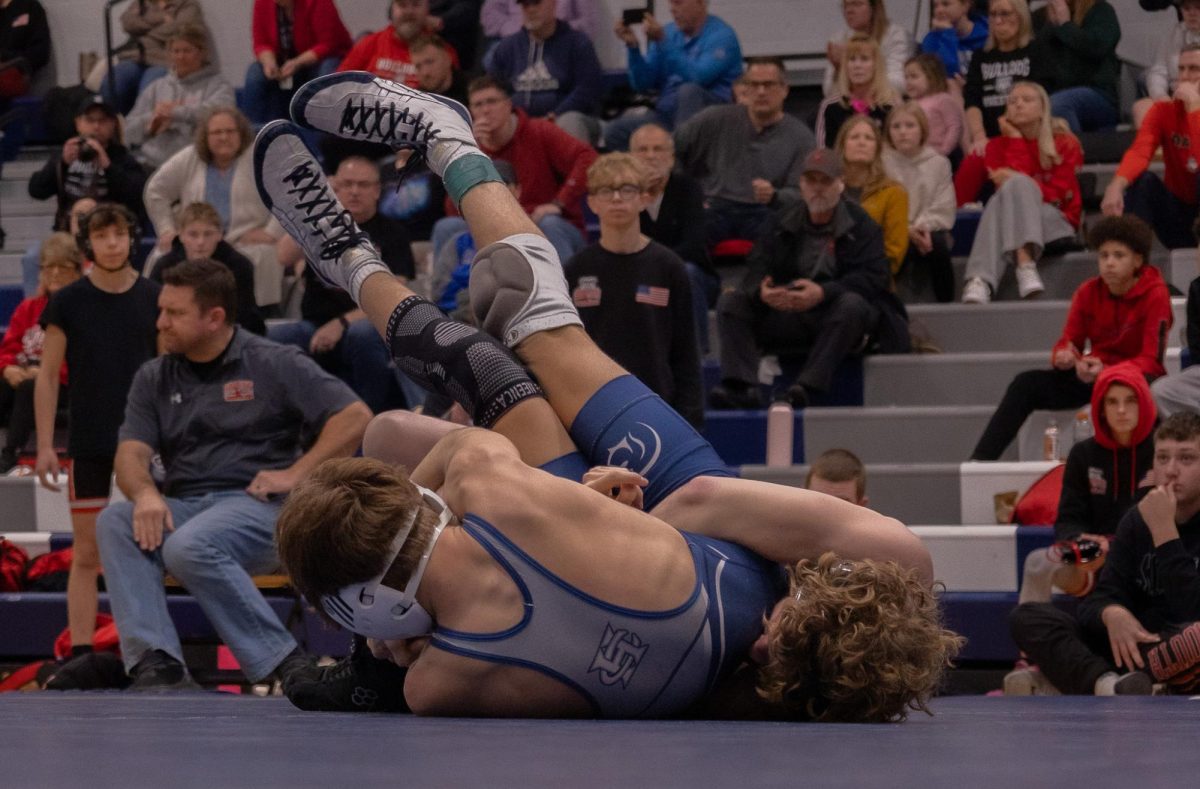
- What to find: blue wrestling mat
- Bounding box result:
[1,694,1198,788]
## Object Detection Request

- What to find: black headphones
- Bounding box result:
[75,203,140,264]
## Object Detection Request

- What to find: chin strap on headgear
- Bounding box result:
[321,484,452,640]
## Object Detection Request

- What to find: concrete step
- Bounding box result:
[864,347,1182,408]
[0,253,23,286]
[741,463,962,526]
[0,158,45,181]
[2,199,56,218]
[802,405,1002,464]
[0,213,54,241]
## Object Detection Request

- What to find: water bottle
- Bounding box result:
[1073,409,1093,444]
[766,399,794,467]
[1043,419,1059,461]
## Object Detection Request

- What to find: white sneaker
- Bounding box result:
[1003,667,1061,696]
[1094,670,1153,696]
[290,71,475,178]
[253,121,389,303]
[1016,263,1044,299]
[962,277,991,304]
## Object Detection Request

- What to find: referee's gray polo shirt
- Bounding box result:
[118,328,361,498]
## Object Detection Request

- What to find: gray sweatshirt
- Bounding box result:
[126,64,234,169]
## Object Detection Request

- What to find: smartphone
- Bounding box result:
[623,5,651,26]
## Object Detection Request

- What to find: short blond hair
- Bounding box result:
[587,153,649,192]
[756,553,963,722]
[41,232,84,270]
[175,202,222,231]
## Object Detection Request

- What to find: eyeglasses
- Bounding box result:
[742,80,785,91]
[989,9,1016,18]
[591,184,642,200]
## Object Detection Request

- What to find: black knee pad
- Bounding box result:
[385,296,543,427]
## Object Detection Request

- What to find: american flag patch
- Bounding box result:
[635,285,670,307]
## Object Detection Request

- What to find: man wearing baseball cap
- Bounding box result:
[710,147,907,410]
[28,93,147,233]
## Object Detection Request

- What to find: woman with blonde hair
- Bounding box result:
[961,81,1083,303]
[816,34,898,148]
[823,0,913,98]
[963,0,1038,155]
[836,115,909,274]
[883,103,956,301]
[143,106,285,308]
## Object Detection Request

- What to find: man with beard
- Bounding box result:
[337,0,457,87]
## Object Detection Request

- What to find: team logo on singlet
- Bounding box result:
[588,624,648,687]
[605,422,662,476]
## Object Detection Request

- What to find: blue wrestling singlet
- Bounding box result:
[430,516,785,719]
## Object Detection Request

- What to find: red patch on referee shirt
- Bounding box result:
[224,380,255,402]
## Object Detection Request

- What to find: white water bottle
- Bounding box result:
[766,400,794,467]
[1073,409,1093,444]
[1043,419,1060,461]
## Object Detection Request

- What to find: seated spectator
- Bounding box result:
[836,115,909,275]
[815,34,898,148]
[1030,0,1121,133]
[126,24,235,170]
[0,0,50,107]
[27,94,147,236]
[1010,364,1157,651]
[34,204,161,658]
[962,0,1037,165]
[710,149,906,411]
[823,0,913,98]
[243,0,352,126]
[150,202,265,336]
[970,216,1171,461]
[480,0,596,41]
[1102,45,1200,250]
[903,53,963,159]
[629,123,714,351]
[920,0,988,83]
[104,0,209,115]
[144,106,285,310]
[338,0,457,87]
[960,81,1082,304]
[565,153,703,428]
[675,57,816,247]
[1153,228,1200,416]
[87,259,370,691]
[1007,411,1200,696]
[486,0,603,145]
[20,196,94,298]
[273,156,414,414]
[431,76,595,264]
[427,0,483,69]
[606,0,744,151]
[883,103,956,302]
[0,233,80,472]
[805,448,869,507]
[1135,0,1200,128]
[411,34,467,104]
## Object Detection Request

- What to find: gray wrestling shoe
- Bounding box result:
[253,120,390,303]
[469,233,582,349]
[289,71,476,178]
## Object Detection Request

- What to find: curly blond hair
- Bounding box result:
[756,553,963,723]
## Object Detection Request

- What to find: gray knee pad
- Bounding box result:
[468,233,581,348]
[386,296,544,427]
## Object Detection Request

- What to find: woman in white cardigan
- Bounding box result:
[143,106,285,307]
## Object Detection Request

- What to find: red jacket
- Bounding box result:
[252,0,351,63]
[1115,99,1200,205]
[984,132,1084,227]
[0,296,67,386]
[337,26,458,88]
[1051,264,1172,379]
[445,108,598,228]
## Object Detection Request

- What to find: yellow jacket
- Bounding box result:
[859,182,909,275]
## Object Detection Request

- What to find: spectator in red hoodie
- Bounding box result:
[244,0,352,125]
[431,75,597,264]
[0,233,80,471]
[971,215,1172,460]
[1100,45,1200,250]
[337,0,457,87]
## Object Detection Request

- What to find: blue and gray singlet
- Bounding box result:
[430,515,786,718]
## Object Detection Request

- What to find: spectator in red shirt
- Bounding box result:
[244,0,352,125]
[431,75,596,264]
[1101,44,1200,249]
[337,0,457,87]
[0,232,79,471]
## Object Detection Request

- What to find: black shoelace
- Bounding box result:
[282,161,370,261]
[338,98,441,185]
